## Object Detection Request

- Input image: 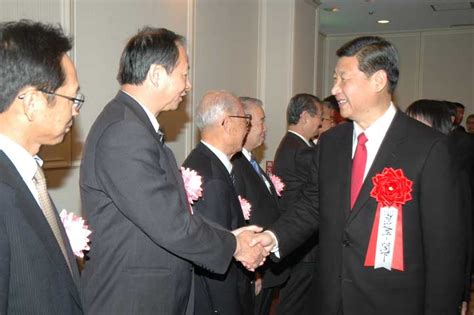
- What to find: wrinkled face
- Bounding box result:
[319,105,336,134]
[467,117,474,133]
[331,56,374,123]
[244,105,266,151]
[160,44,192,111]
[227,102,250,154]
[36,55,80,146]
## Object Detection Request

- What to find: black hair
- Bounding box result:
[287,93,320,125]
[0,20,72,112]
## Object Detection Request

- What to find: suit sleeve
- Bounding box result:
[270,146,319,258]
[94,120,235,274]
[420,137,466,313]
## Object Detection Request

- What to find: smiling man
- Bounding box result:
[253,35,466,315]
[80,28,266,315]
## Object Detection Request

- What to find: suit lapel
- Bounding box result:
[0,153,82,307]
[347,111,406,224]
[197,144,245,226]
[118,91,190,209]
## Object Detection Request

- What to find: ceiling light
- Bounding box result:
[323,7,340,12]
[377,20,390,24]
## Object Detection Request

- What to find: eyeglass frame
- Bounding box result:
[39,88,85,111]
[227,114,252,127]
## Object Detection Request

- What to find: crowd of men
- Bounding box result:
[0,19,472,315]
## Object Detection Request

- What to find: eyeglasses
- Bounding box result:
[228,114,252,127]
[39,89,85,111]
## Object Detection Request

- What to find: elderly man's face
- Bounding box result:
[244,105,266,151]
[228,104,250,154]
[35,55,80,146]
[319,105,336,135]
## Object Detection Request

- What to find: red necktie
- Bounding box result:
[350,133,368,209]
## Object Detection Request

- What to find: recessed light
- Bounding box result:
[377,20,390,24]
[324,7,340,12]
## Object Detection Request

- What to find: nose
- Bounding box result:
[72,106,80,117]
[186,78,192,92]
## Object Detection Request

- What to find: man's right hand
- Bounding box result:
[232,226,268,271]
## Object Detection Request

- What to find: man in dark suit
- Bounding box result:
[273,93,322,314]
[0,21,83,314]
[182,91,254,315]
[232,97,288,315]
[80,28,266,315]
[253,36,466,314]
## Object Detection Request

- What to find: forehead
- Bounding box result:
[175,44,189,68]
[335,56,359,73]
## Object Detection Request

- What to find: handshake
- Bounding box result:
[231,226,277,271]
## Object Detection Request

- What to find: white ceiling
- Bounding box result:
[319,0,474,35]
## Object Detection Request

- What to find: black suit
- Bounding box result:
[271,111,466,315]
[183,143,253,315]
[0,152,82,314]
[232,152,289,314]
[80,91,236,314]
[273,132,319,314]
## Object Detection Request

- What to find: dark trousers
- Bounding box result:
[276,262,318,315]
[254,287,277,315]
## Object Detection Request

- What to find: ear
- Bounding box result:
[19,89,44,121]
[148,64,167,88]
[300,111,308,124]
[371,70,388,93]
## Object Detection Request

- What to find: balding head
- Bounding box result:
[196,91,250,157]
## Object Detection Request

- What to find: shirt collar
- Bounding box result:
[288,130,312,147]
[353,103,397,143]
[201,141,233,174]
[241,148,252,161]
[0,134,40,182]
[121,90,160,132]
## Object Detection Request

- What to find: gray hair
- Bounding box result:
[239,96,263,113]
[195,90,240,131]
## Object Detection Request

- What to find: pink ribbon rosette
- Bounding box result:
[59,210,92,258]
[238,196,252,221]
[364,167,413,271]
[180,167,204,214]
[269,173,285,197]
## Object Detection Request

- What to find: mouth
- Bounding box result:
[336,99,347,107]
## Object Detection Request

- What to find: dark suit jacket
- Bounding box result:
[271,111,466,315]
[0,152,82,314]
[80,91,236,315]
[273,132,318,263]
[183,143,253,315]
[232,152,289,288]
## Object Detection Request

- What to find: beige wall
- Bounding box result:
[322,29,474,116]
[0,0,320,214]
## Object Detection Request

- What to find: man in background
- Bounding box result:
[80,28,265,315]
[232,97,288,314]
[273,93,322,314]
[0,20,83,314]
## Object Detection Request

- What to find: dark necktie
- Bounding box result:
[230,169,236,186]
[350,133,368,209]
[157,130,165,145]
[33,165,72,274]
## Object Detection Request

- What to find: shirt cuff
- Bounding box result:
[264,230,280,258]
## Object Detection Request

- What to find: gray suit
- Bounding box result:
[80,91,236,314]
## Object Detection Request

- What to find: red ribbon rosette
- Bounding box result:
[364,167,413,271]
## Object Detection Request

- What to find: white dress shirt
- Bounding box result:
[352,103,397,180]
[0,134,43,206]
